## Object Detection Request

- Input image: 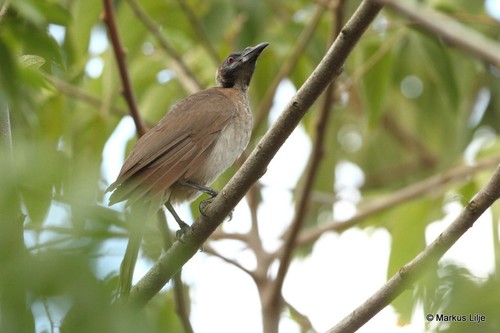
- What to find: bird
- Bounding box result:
[106,42,268,298]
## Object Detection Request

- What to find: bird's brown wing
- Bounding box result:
[108,88,235,206]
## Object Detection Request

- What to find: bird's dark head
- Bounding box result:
[216,42,269,90]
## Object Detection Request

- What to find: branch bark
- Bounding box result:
[102,0,147,136]
[326,163,500,333]
[128,0,383,308]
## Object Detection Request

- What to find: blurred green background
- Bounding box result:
[1,0,500,332]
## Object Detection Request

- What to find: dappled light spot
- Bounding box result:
[400,75,423,99]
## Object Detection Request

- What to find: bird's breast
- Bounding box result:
[191,96,253,187]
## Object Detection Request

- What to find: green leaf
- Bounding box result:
[18,54,46,70]
[358,35,394,126]
[10,0,45,26]
[418,33,459,111]
[383,199,441,322]
[10,0,71,26]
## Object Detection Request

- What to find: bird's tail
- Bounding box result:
[118,199,159,300]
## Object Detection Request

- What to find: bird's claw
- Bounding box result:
[199,197,214,216]
[198,196,234,221]
[175,221,190,242]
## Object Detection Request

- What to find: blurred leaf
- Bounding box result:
[18,54,45,69]
[10,0,45,26]
[417,32,459,111]
[147,291,188,333]
[455,179,479,200]
[14,139,63,225]
[11,0,70,26]
[422,263,500,333]
[383,199,441,321]
[0,0,499,331]
[359,35,394,126]
[0,39,20,106]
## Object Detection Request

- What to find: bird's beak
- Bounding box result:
[241,42,269,63]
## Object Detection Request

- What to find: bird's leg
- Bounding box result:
[165,201,190,239]
[178,180,233,221]
[178,180,218,216]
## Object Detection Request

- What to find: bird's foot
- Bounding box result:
[178,180,233,221]
[199,196,233,221]
[165,201,191,241]
[199,196,215,217]
[175,221,190,242]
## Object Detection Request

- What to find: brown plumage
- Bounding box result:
[107,88,252,206]
[107,42,268,299]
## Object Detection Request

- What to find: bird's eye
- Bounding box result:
[227,56,235,64]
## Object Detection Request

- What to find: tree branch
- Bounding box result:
[285,298,316,333]
[203,244,256,279]
[126,0,203,94]
[44,74,128,116]
[267,0,346,313]
[253,3,325,132]
[326,163,500,333]
[102,0,147,136]
[176,0,220,66]
[297,157,500,246]
[372,0,500,67]
[128,0,383,308]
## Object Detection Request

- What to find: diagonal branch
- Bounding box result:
[128,0,383,308]
[253,3,326,133]
[372,0,500,67]
[44,74,128,116]
[297,156,500,246]
[326,163,500,333]
[102,0,147,136]
[267,0,347,312]
[203,244,256,279]
[177,0,220,66]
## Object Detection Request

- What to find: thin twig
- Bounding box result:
[177,0,220,66]
[297,156,500,246]
[102,0,147,136]
[203,244,256,279]
[128,0,383,308]
[42,298,56,333]
[246,184,265,257]
[126,0,203,94]
[285,299,316,333]
[44,74,127,116]
[267,0,346,312]
[382,114,437,168]
[253,3,326,133]
[326,163,500,333]
[372,0,500,67]
[209,231,249,243]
